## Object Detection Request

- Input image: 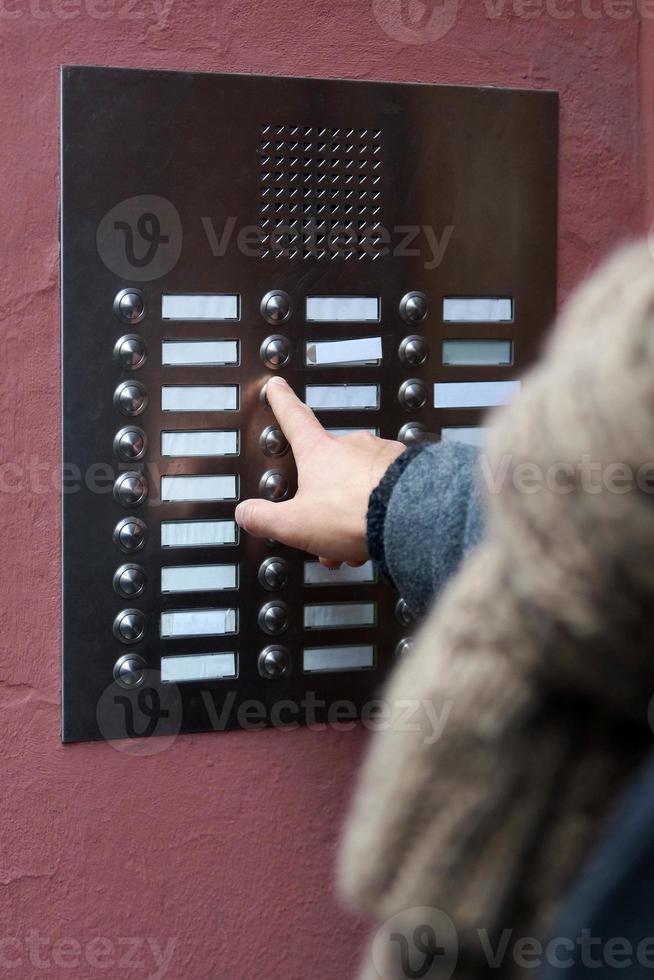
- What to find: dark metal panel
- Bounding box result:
[61,66,558,742]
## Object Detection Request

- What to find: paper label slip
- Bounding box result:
[307,337,383,365]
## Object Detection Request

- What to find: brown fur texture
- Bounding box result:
[339,242,654,979]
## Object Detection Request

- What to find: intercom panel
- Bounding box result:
[60,66,557,742]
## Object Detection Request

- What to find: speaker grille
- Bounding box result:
[259,125,383,260]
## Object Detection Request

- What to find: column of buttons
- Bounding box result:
[258,293,293,669]
[398,292,430,443]
[112,289,148,666]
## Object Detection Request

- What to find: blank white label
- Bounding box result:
[161,475,238,502]
[306,296,380,322]
[441,427,488,447]
[304,561,376,586]
[303,645,375,673]
[306,385,379,411]
[160,608,238,638]
[161,520,238,549]
[162,294,239,320]
[162,340,239,366]
[442,339,513,366]
[161,564,238,593]
[306,337,383,366]
[161,386,239,412]
[161,430,239,457]
[326,427,379,437]
[443,297,513,322]
[434,381,521,409]
[303,602,376,629]
[161,653,237,684]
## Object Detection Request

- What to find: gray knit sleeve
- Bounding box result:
[367,441,484,618]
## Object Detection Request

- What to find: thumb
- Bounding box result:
[235,497,304,548]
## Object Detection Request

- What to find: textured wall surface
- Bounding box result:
[0,2,645,978]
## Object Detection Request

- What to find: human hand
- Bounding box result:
[235,376,404,564]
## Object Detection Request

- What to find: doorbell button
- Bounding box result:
[258,601,290,636]
[259,425,288,457]
[395,638,415,657]
[258,557,290,591]
[114,426,147,462]
[260,335,291,369]
[113,517,147,553]
[398,335,429,367]
[113,653,147,689]
[395,597,414,626]
[113,608,147,644]
[113,563,147,599]
[397,422,427,446]
[259,470,289,501]
[399,291,429,323]
[113,472,148,508]
[260,290,292,324]
[114,380,148,417]
[398,379,427,411]
[114,288,146,324]
[258,645,291,680]
[113,334,147,371]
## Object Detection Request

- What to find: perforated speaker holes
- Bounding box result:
[259,125,383,260]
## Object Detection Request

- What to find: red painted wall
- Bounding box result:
[0,2,646,978]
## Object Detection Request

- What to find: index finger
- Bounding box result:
[265,376,327,454]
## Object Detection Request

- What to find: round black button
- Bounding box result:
[113,608,147,644]
[114,288,146,324]
[398,379,428,411]
[113,563,147,599]
[395,598,414,626]
[259,425,288,457]
[114,427,147,462]
[258,645,291,679]
[113,334,147,370]
[260,335,291,369]
[258,601,290,636]
[395,638,415,657]
[398,335,429,367]
[113,654,147,688]
[114,472,148,508]
[399,291,429,324]
[259,470,289,501]
[114,517,147,553]
[258,557,290,591]
[260,290,292,324]
[397,422,427,447]
[114,381,148,417]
